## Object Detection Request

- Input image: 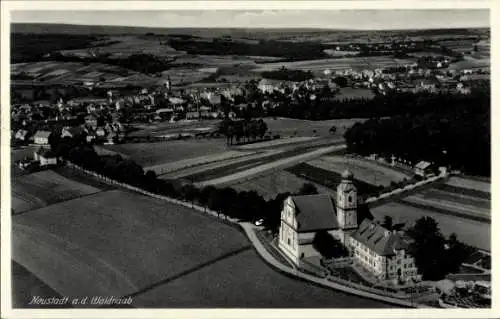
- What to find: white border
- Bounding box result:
[1,1,497,319]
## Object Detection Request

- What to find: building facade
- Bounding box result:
[278,169,421,283]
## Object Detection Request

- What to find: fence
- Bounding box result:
[322,257,353,269]
[66,162,239,226]
[365,174,447,204]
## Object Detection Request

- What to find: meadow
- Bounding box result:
[306,156,409,187]
[230,170,332,200]
[12,189,250,299]
[252,56,414,73]
[264,117,364,138]
[12,170,103,214]
[286,162,380,196]
[102,139,230,167]
[132,249,393,308]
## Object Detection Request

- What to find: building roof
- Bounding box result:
[34,130,52,139]
[350,219,409,256]
[291,194,339,232]
[415,161,432,170]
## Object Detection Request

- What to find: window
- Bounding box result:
[287,238,291,245]
[348,195,352,203]
[300,253,304,258]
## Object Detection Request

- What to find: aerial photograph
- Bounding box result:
[5,7,491,313]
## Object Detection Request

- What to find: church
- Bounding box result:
[278,169,421,283]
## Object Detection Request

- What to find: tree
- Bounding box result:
[312,231,349,259]
[382,215,393,231]
[298,183,318,195]
[407,216,448,280]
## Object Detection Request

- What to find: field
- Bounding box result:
[448,56,490,70]
[12,170,103,214]
[370,201,490,251]
[12,189,250,300]
[286,162,379,196]
[236,136,320,150]
[11,61,157,86]
[128,120,219,138]
[307,156,410,187]
[146,150,255,175]
[401,187,490,222]
[132,249,392,308]
[445,176,490,194]
[230,170,332,200]
[161,149,285,179]
[102,139,230,167]
[252,56,414,73]
[264,117,364,138]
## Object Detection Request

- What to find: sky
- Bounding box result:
[11,9,490,30]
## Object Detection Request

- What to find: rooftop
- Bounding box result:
[350,219,410,256]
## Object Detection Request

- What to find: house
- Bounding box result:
[258,79,279,94]
[278,170,359,265]
[414,161,433,177]
[96,127,107,137]
[15,129,29,141]
[34,149,57,166]
[349,220,421,283]
[33,130,52,145]
[61,126,84,139]
[85,115,98,128]
[278,169,421,284]
[86,133,97,143]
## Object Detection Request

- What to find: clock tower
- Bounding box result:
[336,169,358,230]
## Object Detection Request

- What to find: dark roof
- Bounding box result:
[36,148,56,158]
[291,194,339,232]
[350,219,409,256]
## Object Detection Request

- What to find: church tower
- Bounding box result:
[336,169,358,230]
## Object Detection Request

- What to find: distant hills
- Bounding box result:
[11,23,489,37]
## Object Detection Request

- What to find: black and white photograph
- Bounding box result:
[0,1,495,317]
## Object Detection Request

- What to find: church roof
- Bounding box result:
[291,194,339,232]
[350,219,409,256]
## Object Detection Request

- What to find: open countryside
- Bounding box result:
[9,10,491,312]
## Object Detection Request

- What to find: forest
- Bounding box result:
[343,91,490,176]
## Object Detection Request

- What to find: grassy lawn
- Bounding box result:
[370,202,490,251]
[132,249,393,308]
[102,139,230,166]
[286,163,380,196]
[12,189,250,299]
[12,170,103,214]
[230,170,332,200]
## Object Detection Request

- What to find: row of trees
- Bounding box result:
[50,134,326,231]
[217,118,269,146]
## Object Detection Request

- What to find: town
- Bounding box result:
[7,9,491,313]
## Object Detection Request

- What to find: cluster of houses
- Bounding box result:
[255,60,488,97]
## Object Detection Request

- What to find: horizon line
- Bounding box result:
[11,22,491,32]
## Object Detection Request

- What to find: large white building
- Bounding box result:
[278,169,421,283]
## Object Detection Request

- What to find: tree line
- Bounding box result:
[217,118,269,146]
[343,92,490,176]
